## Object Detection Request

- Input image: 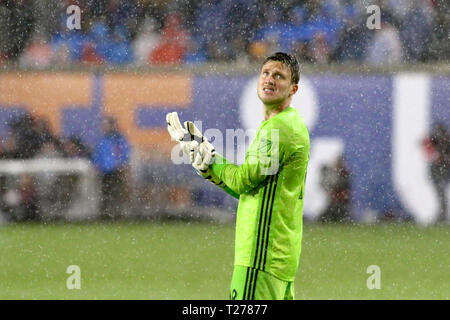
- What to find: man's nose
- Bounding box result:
[265,77,275,85]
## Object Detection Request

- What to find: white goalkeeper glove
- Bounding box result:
[166,112,202,158]
[183,121,227,188]
[192,139,216,172]
[192,140,227,188]
[167,112,224,187]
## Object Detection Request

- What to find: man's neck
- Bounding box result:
[264,101,290,121]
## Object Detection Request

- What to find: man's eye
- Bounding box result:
[275,74,282,79]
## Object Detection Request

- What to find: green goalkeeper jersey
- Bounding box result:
[211,107,310,281]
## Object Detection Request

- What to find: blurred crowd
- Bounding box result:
[0,0,448,67]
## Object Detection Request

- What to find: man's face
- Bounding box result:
[257,60,297,107]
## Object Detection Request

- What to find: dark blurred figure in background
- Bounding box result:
[332,5,370,63]
[92,116,131,220]
[17,173,39,221]
[422,123,450,223]
[62,136,91,159]
[319,155,352,223]
[1,113,42,159]
[34,117,65,158]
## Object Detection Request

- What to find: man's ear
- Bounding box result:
[290,84,299,97]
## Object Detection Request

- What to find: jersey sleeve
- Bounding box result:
[218,181,241,199]
[202,166,241,199]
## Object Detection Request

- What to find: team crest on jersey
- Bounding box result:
[259,138,271,154]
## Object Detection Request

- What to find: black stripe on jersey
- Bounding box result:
[262,173,279,271]
[257,175,276,270]
[250,268,259,300]
[242,266,250,300]
[245,267,258,300]
[258,174,279,271]
[246,267,254,300]
[252,175,272,270]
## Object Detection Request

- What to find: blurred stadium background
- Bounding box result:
[0,0,449,299]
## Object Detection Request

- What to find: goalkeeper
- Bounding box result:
[167,52,309,300]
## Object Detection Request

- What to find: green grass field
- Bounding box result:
[0,221,448,299]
